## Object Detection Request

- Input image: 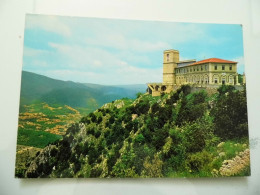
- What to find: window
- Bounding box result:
[214,78,218,84]
[205,77,208,84]
[229,65,232,70]
[197,66,199,71]
[222,65,225,70]
[229,75,233,84]
[214,65,217,70]
[190,68,192,72]
[205,65,208,70]
[194,67,195,72]
[222,78,226,85]
[166,53,169,61]
[201,66,203,71]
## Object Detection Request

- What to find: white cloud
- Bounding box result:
[232,56,245,74]
[26,14,71,37]
[42,69,104,82]
[23,47,48,57]
[85,32,170,52]
[37,42,162,84]
[25,17,233,84]
[48,42,154,71]
[40,66,162,85]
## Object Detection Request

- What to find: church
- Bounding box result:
[147,49,244,96]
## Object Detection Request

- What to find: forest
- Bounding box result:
[17,85,250,178]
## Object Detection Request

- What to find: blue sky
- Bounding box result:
[23,14,245,85]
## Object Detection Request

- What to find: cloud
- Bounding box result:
[23,16,244,85]
[35,42,162,84]
[26,14,71,37]
[48,42,156,70]
[23,46,48,57]
[39,66,162,85]
[85,32,170,52]
[232,56,245,74]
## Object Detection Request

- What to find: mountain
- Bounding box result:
[19,71,147,111]
[22,85,249,178]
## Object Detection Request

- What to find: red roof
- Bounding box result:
[190,58,237,66]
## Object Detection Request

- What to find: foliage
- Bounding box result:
[176,90,208,125]
[210,85,248,140]
[21,85,250,178]
[17,129,62,148]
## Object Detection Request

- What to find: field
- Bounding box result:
[15,102,88,177]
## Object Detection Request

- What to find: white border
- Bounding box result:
[0,0,260,194]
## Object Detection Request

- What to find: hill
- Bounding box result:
[22,85,250,178]
[19,71,147,112]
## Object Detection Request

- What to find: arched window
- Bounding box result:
[204,76,208,84]
[214,77,218,84]
[166,53,169,61]
[229,75,234,84]
[222,77,226,85]
[161,86,166,91]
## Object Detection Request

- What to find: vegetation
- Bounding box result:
[18,84,250,178]
[19,71,146,112]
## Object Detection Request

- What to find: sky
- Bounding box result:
[22,14,245,85]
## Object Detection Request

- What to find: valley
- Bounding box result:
[15,71,146,177]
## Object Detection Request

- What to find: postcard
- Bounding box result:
[15,14,250,178]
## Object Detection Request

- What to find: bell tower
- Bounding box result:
[163,49,179,85]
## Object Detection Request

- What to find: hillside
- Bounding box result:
[21,85,250,178]
[19,71,147,112]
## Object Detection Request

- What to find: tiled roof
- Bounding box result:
[190,58,237,66]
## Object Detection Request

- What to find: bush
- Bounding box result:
[135,99,150,114]
[210,87,248,140]
[136,92,143,98]
[135,133,145,144]
[187,150,213,172]
[176,91,208,125]
[183,120,211,153]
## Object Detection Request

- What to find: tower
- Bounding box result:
[163,49,179,85]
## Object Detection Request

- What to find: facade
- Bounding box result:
[147,49,243,96]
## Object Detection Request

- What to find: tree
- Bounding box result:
[210,86,248,139]
[176,91,208,126]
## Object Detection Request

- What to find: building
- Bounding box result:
[147,49,243,96]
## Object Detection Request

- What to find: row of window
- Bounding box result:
[176,75,234,84]
[215,64,233,71]
[214,77,233,84]
[176,76,209,84]
[176,64,233,74]
[176,65,208,74]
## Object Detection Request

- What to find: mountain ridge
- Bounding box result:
[19,71,147,111]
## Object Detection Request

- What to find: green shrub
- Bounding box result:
[211,87,248,140]
[187,150,213,172]
[176,91,208,126]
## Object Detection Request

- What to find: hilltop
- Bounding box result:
[21,85,250,178]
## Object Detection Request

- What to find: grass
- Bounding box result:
[17,129,62,148]
[166,138,250,178]
[18,102,84,134]
[234,165,250,176]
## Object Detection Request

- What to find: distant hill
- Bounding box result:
[19,71,147,111]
